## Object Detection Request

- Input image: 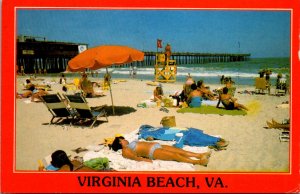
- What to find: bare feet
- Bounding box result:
[194,158,209,166]
[216,138,229,147]
[197,150,212,160]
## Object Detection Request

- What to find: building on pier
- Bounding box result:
[17,35,88,74]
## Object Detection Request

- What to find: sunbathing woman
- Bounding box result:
[111,136,210,166]
[266,119,290,130]
[217,87,248,111]
[18,80,48,102]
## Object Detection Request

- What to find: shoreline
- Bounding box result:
[16,73,267,88]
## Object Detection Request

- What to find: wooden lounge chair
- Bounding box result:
[255,77,270,94]
[63,94,108,128]
[40,93,74,124]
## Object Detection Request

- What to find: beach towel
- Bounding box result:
[202,100,219,106]
[177,105,247,116]
[82,129,209,171]
[138,125,220,147]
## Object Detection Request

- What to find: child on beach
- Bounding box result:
[153,84,164,102]
[59,73,67,84]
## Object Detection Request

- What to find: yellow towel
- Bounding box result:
[104,138,114,146]
[103,134,123,146]
[146,81,159,86]
[73,78,80,88]
[65,84,77,91]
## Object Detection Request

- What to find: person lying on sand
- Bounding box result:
[40,150,111,172]
[16,91,33,99]
[217,87,248,111]
[18,84,49,102]
[111,136,210,166]
[266,119,290,130]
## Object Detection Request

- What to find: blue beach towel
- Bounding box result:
[138,125,220,147]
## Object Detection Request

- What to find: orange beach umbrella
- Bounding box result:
[67,45,144,72]
[67,45,145,114]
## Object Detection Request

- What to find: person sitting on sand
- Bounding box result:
[181,74,195,102]
[79,73,94,97]
[196,80,217,100]
[153,84,164,102]
[153,85,164,101]
[111,136,210,166]
[266,119,290,130]
[59,73,67,84]
[217,87,248,111]
[216,79,236,98]
[79,73,104,97]
[187,83,202,108]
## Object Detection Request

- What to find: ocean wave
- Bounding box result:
[110,68,285,78]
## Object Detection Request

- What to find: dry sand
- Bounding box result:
[15,75,290,172]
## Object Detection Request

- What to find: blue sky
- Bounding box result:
[17,9,291,58]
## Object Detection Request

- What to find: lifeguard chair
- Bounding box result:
[154,53,177,82]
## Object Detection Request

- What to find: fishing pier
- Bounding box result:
[17,35,251,74]
[142,52,251,66]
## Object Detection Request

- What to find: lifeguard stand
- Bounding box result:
[154,53,177,82]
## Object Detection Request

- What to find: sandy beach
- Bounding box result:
[15,75,290,172]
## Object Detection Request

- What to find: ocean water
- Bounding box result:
[63,57,290,86]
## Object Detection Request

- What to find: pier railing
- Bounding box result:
[142,52,251,66]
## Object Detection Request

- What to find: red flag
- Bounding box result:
[157,39,162,48]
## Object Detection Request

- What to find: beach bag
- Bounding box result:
[84,157,110,170]
[160,116,176,127]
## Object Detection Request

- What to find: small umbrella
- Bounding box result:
[67,45,144,114]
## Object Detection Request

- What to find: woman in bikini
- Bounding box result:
[218,87,248,111]
[111,136,210,166]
